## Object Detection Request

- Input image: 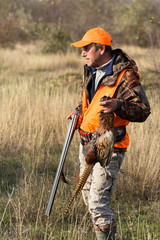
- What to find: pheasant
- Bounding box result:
[64,98,115,215]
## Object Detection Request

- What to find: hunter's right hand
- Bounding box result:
[67,112,83,129]
[67,112,76,119]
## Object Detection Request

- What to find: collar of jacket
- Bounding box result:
[84,48,138,88]
[85,54,115,79]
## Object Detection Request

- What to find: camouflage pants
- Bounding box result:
[79,143,125,227]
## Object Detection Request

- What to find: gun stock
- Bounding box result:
[45,113,79,217]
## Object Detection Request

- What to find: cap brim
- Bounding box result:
[71,40,92,48]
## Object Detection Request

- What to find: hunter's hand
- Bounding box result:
[67,112,76,119]
[99,99,117,113]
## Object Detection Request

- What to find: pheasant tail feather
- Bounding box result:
[64,164,94,215]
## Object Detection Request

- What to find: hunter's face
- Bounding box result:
[81,44,102,67]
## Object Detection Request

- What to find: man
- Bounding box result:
[68,27,151,240]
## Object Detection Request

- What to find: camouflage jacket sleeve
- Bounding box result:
[114,70,151,122]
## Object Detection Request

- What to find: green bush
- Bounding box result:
[32,23,71,54]
[41,27,71,54]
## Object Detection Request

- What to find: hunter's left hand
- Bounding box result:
[99,99,117,113]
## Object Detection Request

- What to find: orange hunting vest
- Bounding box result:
[80,69,138,149]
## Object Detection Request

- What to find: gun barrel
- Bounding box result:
[45,114,79,216]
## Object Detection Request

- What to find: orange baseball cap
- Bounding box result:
[71,27,112,48]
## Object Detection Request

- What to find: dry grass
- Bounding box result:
[116,91,160,199]
[115,44,160,73]
[0,42,84,73]
[0,43,159,239]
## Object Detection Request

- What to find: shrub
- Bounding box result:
[32,23,71,54]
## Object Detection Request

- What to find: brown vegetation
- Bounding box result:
[0,0,160,51]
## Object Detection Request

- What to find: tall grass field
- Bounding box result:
[0,43,159,239]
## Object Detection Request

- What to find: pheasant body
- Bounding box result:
[64,110,115,215]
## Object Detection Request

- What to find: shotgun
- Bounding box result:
[45,113,79,217]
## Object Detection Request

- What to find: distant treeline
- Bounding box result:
[0,0,159,52]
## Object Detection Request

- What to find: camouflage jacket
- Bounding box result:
[77,48,151,123]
